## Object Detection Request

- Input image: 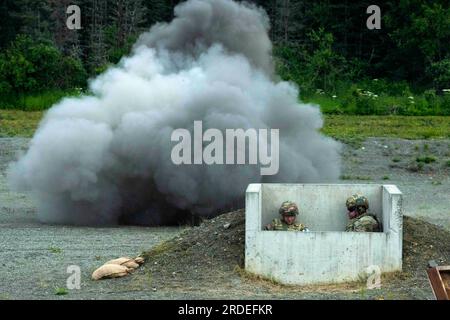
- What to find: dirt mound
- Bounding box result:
[403,216,450,274]
[141,209,245,287]
[139,210,450,297]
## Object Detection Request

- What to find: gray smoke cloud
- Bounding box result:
[7,0,341,226]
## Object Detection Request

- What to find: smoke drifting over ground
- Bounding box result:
[8,0,341,226]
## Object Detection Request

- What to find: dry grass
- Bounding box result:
[234,265,366,293]
[323,115,450,142]
[0,110,44,137]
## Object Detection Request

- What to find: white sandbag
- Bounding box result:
[92,264,131,280]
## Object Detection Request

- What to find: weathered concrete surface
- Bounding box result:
[245,183,403,285]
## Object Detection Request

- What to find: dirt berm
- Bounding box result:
[123,209,450,299]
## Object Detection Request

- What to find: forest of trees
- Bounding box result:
[0,0,449,114]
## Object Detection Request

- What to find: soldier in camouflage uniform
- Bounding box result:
[345,194,380,232]
[264,201,309,231]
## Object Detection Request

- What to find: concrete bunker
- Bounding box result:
[245,183,403,285]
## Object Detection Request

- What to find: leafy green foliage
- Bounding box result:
[275,29,348,94]
[0,36,86,106]
[0,0,450,115]
[301,80,450,116]
[427,59,450,91]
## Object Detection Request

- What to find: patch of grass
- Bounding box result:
[355,176,372,180]
[0,110,44,137]
[339,175,372,181]
[48,247,63,254]
[1,89,83,111]
[445,160,450,167]
[382,176,390,180]
[322,116,450,141]
[22,91,75,111]
[234,265,286,287]
[304,89,450,117]
[142,240,177,259]
[235,265,368,294]
[421,130,436,139]
[415,162,425,172]
[54,287,68,296]
[416,156,437,164]
[1,109,450,142]
[392,158,400,163]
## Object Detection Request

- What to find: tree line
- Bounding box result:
[0,0,449,112]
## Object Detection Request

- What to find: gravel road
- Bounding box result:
[0,137,449,299]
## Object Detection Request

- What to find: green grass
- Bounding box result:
[416,156,437,164]
[48,246,63,254]
[0,89,83,111]
[322,115,450,142]
[0,110,43,137]
[340,175,372,181]
[303,90,450,116]
[54,287,68,296]
[1,109,450,143]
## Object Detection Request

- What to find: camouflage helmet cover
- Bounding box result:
[279,201,299,216]
[346,194,369,213]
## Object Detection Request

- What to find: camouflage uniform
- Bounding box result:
[345,194,380,232]
[346,213,380,232]
[268,218,309,231]
[265,201,309,232]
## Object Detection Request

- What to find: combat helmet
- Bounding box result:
[279,201,299,216]
[346,194,369,214]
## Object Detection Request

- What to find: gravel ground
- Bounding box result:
[0,138,182,299]
[341,137,450,231]
[0,137,449,299]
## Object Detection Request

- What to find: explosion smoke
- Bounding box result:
[7,0,341,225]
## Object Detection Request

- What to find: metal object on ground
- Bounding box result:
[427,260,450,300]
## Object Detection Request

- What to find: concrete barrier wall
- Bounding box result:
[245,183,403,285]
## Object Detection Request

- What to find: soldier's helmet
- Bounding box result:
[346,194,369,214]
[279,201,299,216]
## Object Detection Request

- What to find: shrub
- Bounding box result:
[440,94,450,115]
[0,35,87,98]
[416,156,436,164]
[427,59,450,90]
